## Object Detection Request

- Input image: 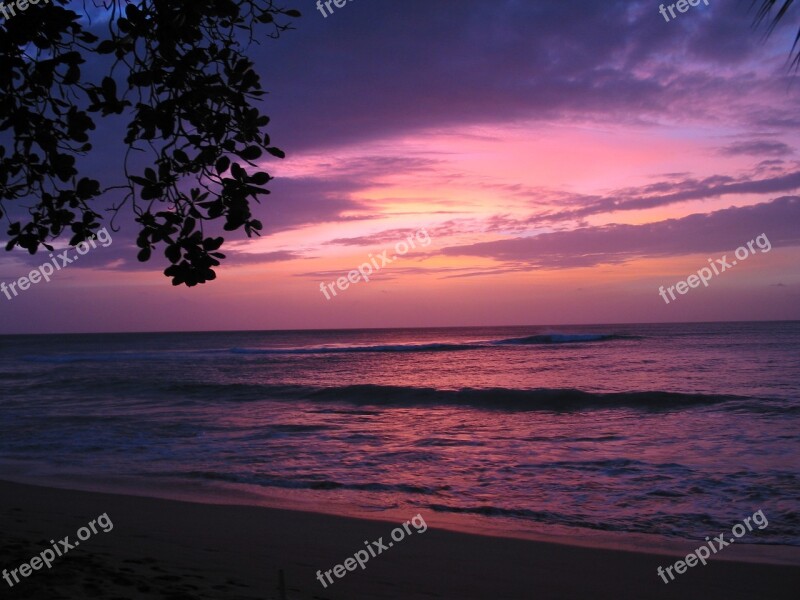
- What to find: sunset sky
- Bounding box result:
[1,0,799,333]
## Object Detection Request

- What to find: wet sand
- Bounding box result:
[0,480,798,599]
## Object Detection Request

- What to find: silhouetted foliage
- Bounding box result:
[753,0,799,69]
[0,0,299,286]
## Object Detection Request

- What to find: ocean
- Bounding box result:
[1,322,798,546]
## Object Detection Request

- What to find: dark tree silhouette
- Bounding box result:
[753,0,800,68]
[0,0,299,286]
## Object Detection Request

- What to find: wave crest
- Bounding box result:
[168,382,744,412]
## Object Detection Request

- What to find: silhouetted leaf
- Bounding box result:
[216,156,231,173]
[239,146,262,160]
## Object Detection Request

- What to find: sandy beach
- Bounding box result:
[1,480,797,599]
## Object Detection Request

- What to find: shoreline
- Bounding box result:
[1,479,798,599]
[1,469,799,566]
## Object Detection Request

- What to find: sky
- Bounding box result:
[1,0,800,334]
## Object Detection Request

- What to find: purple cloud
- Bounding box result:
[442,196,800,269]
[720,140,795,157]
